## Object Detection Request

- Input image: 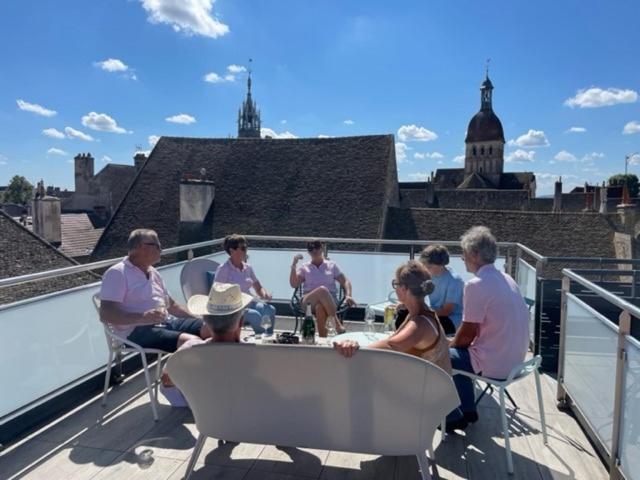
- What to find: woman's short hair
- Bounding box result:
[306,240,324,252]
[202,309,244,335]
[419,245,450,266]
[460,226,497,264]
[127,229,157,252]
[223,234,247,254]
[395,260,435,298]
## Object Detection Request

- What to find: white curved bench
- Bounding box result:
[167,343,459,480]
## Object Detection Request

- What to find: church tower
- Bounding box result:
[237,60,261,138]
[463,66,505,187]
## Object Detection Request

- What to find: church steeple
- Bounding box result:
[480,59,494,111]
[237,59,261,138]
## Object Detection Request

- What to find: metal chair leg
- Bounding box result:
[416,451,433,480]
[140,353,159,421]
[505,388,519,410]
[534,369,548,444]
[184,433,206,480]
[499,388,514,474]
[101,349,114,406]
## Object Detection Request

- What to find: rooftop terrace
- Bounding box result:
[1,236,638,479]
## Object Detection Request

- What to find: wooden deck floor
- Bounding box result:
[1,351,608,480]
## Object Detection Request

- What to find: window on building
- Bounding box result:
[473,146,477,156]
[480,146,485,155]
[489,145,493,155]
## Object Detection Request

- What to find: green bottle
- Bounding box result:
[302,303,316,344]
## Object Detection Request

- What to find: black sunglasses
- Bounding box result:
[391,280,403,289]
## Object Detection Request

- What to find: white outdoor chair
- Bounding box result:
[92,294,166,421]
[453,355,548,474]
[167,343,459,480]
[180,257,220,301]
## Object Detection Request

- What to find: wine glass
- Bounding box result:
[364,308,376,334]
[260,315,272,342]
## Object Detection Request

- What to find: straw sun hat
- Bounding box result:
[188,282,253,316]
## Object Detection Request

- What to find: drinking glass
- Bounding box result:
[364,308,376,334]
[326,315,337,339]
[260,315,272,342]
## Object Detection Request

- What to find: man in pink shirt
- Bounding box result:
[99,229,211,352]
[445,226,529,432]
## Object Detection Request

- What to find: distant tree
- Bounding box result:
[2,175,34,205]
[608,174,639,198]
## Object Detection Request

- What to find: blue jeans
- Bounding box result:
[447,347,477,421]
[243,301,276,334]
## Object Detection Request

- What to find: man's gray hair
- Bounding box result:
[203,309,244,335]
[460,226,498,264]
[127,229,158,252]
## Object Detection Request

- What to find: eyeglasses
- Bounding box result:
[143,242,161,249]
[391,280,403,289]
[307,246,323,253]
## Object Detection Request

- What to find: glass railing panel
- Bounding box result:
[620,335,640,480]
[0,283,105,419]
[517,258,537,343]
[563,293,618,451]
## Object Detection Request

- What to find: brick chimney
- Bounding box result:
[74,153,94,194]
[552,177,562,213]
[134,152,147,171]
[180,178,215,223]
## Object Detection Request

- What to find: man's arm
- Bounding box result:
[100,300,165,326]
[449,321,479,348]
[336,273,355,306]
[167,297,200,319]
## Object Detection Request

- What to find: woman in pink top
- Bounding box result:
[445,226,530,433]
[289,240,356,336]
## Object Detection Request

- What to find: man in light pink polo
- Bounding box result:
[99,229,211,352]
[445,226,529,432]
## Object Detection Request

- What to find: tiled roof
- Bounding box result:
[0,210,98,306]
[384,207,617,260]
[92,163,138,211]
[59,214,104,258]
[91,135,398,259]
[457,172,495,189]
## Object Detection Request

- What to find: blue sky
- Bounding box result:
[0,0,639,196]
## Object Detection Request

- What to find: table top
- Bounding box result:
[332,331,389,346]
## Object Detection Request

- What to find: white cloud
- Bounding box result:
[566,126,586,134]
[94,58,136,80]
[42,128,65,139]
[623,121,640,135]
[260,127,297,139]
[453,155,464,164]
[204,72,229,83]
[0,153,8,165]
[82,111,130,134]
[505,149,536,163]
[317,134,333,138]
[148,135,160,147]
[65,126,95,141]
[564,87,638,108]
[395,142,409,163]
[281,120,287,124]
[407,172,429,181]
[397,124,438,142]
[554,150,577,162]
[628,153,640,166]
[582,152,605,162]
[95,58,127,72]
[413,152,444,160]
[166,113,196,124]
[16,99,57,117]
[140,0,229,38]
[507,129,549,148]
[47,148,67,156]
[102,155,113,163]
[343,119,354,125]
[227,64,246,74]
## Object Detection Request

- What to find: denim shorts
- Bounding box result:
[127,317,204,352]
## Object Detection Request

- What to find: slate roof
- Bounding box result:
[92,163,138,211]
[434,168,466,189]
[0,210,98,306]
[91,135,398,259]
[457,172,495,189]
[384,207,618,264]
[500,172,535,190]
[465,109,505,143]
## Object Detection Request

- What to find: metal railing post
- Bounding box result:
[187,249,194,261]
[609,311,631,480]
[409,244,415,260]
[632,270,637,299]
[556,276,571,407]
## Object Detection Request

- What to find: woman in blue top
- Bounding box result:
[419,245,464,335]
